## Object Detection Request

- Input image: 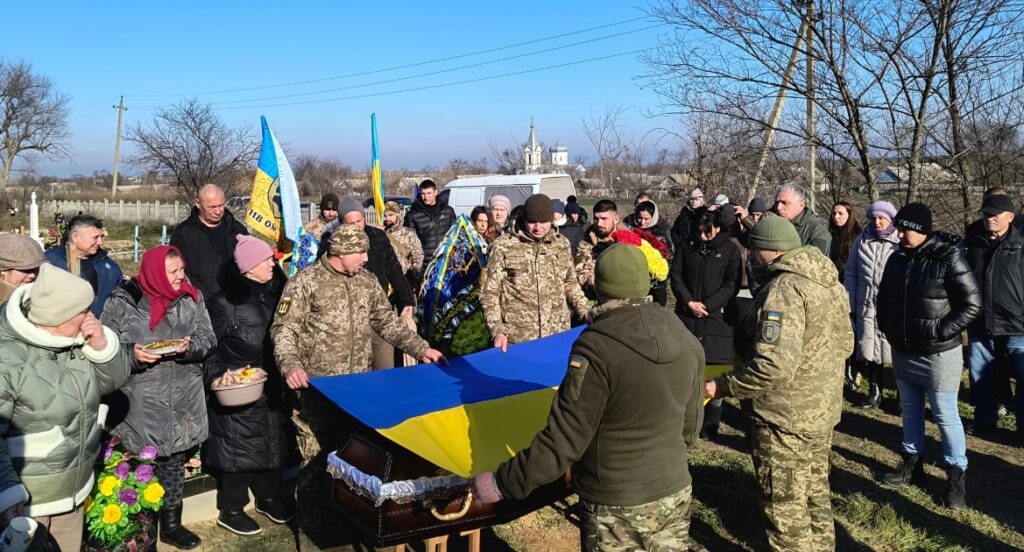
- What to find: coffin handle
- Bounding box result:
[425,490,474,521]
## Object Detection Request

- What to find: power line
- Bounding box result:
[213,48,651,110]
[129,16,653,98]
[207,24,664,106]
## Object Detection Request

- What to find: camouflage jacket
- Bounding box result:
[303,216,331,241]
[481,226,590,344]
[573,228,616,298]
[386,224,424,276]
[271,256,429,377]
[719,246,854,437]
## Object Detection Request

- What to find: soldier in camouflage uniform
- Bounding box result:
[481,194,590,349]
[707,216,854,552]
[575,199,622,298]
[382,200,424,281]
[270,224,446,550]
[472,244,705,551]
[303,193,339,241]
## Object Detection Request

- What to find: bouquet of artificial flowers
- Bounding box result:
[83,438,165,552]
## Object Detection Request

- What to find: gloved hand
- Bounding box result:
[470,471,503,505]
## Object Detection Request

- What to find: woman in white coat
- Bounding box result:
[844,201,900,409]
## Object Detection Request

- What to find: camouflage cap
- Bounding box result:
[329,223,370,255]
[384,200,402,214]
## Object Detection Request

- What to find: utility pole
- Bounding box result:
[805,0,817,211]
[111,96,126,196]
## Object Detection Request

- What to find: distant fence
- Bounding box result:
[44,199,387,229]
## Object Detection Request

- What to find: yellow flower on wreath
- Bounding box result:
[143,482,165,503]
[84,496,94,513]
[102,504,122,524]
[637,239,669,281]
[98,476,121,497]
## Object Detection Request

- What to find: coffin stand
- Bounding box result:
[329,432,570,549]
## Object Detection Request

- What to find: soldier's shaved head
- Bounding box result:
[195,184,226,227]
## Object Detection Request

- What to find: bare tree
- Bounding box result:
[0,60,69,197]
[488,135,524,175]
[293,153,353,196]
[582,105,630,191]
[127,98,259,199]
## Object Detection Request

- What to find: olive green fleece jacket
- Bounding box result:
[495,299,705,507]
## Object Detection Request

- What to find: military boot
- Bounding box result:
[945,467,967,510]
[882,454,926,487]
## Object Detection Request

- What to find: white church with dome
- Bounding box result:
[523,120,569,173]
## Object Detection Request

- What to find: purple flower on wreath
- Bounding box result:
[139,445,158,461]
[114,462,131,479]
[134,464,154,484]
[118,488,138,506]
[103,444,114,462]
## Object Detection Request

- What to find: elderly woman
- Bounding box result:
[102,245,216,550]
[488,194,512,234]
[203,236,292,536]
[844,201,899,408]
[0,234,44,304]
[0,265,130,551]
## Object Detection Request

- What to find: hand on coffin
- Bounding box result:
[422,348,448,366]
[471,471,503,505]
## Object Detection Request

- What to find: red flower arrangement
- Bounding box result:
[631,228,671,260]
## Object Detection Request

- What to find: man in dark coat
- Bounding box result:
[44,214,123,317]
[963,194,1024,441]
[404,179,456,274]
[170,184,248,301]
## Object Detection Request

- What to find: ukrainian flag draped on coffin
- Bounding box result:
[311,327,585,478]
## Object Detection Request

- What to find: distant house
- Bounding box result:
[656,173,699,198]
[876,163,963,192]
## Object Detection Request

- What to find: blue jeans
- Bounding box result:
[895,378,968,470]
[967,335,1024,428]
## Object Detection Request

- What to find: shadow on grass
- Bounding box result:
[830,459,1018,552]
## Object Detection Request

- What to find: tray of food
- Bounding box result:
[142,338,188,356]
[211,366,268,406]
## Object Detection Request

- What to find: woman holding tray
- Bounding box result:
[102,245,216,550]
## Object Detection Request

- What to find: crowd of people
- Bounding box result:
[0,178,1018,552]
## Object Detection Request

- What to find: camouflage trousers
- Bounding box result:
[580,485,692,551]
[293,390,345,534]
[750,424,835,552]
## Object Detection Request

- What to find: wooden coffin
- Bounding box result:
[330,432,570,548]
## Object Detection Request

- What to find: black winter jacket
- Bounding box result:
[670,231,742,364]
[404,199,456,265]
[558,221,587,257]
[878,233,981,355]
[202,267,290,472]
[963,223,1024,336]
[170,208,248,300]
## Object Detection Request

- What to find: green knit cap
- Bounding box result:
[595,244,650,300]
[748,215,801,252]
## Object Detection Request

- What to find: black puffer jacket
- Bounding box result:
[404,199,456,264]
[963,223,1024,336]
[202,267,290,472]
[670,231,742,364]
[878,233,981,355]
[169,208,248,300]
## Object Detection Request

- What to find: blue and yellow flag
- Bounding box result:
[370,113,384,222]
[246,116,302,266]
[311,327,585,477]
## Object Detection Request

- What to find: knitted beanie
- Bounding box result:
[748,216,801,252]
[524,194,555,223]
[866,201,897,222]
[595,244,650,300]
[28,264,94,326]
[894,203,932,235]
[234,235,274,274]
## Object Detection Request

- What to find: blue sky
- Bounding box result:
[6,1,675,177]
